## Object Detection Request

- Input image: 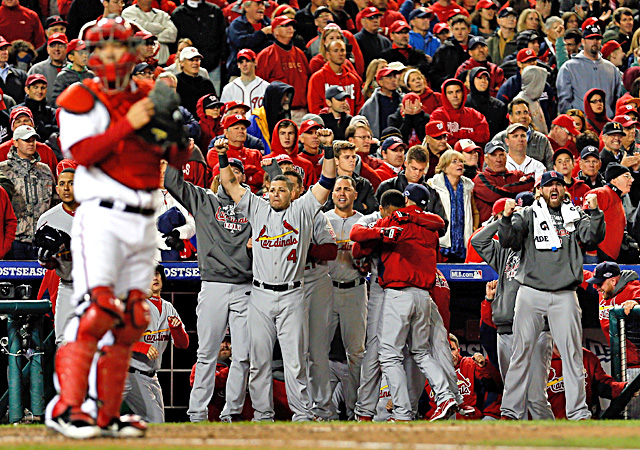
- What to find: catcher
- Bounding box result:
[45,16,189,439]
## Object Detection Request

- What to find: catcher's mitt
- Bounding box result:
[33,225,71,263]
[137,80,189,149]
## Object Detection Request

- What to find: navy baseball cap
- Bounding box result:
[586,261,621,285]
[409,7,432,21]
[229,158,245,174]
[468,36,488,50]
[539,170,567,187]
[580,146,600,160]
[602,121,624,136]
[326,86,349,101]
[498,6,516,17]
[515,191,535,207]
[382,136,406,152]
[484,140,507,154]
[403,183,430,209]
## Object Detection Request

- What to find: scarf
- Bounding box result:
[531,197,581,251]
[442,176,466,259]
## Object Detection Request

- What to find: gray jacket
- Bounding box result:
[359,88,400,139]
[470,219,522,333]
[164,165,252,283]
[51,66,95,105]
[494,127,554,170]
[498,201,605,291]
[28,58,64,105]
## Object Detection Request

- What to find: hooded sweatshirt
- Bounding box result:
[429,79,491,147]
[455,57,505,98]
[466,67,508,138]
[247,81,295,153]
[584,184,625,260]
[583,88,611,135]
[514,65,549,134]
[196,94,223,152]
[266,119,317,187]
[307,61,364,115]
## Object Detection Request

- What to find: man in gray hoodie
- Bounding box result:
[164,161,253,423]
[498,171,605,420]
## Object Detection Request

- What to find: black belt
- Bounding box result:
[128,367,156,378]
[333,278,365,289]
[99,200,155,216]
[253,279,302,292]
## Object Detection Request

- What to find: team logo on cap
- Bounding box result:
[550,171,559,177]
[368,7,376,12]
[437,123,443,130]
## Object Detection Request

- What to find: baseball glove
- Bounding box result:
[136,80,189,150]
[33,225,71,264]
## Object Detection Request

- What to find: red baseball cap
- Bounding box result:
[601,40,621,59]
[402,92,420,106]
[0,36,9,48]
[517,48,537,63]
[425,120,449,138]
[433,23,450,34]
[454,138,480,153]
[275,154,294,164]
[222,114,251,129]
[223,100,251,115]
[361,6,382,18]
[134,30,155,40]
[272,15,296,28]
[389,20,410,33]
[552,114,579,136]
[613,114,639,128]
[237,48,256,61]
[56,159,78,176]
[492,198,507,216]
[9,106,34,128]
[617,103,638,116]
[581,17,598,31]
[48,32,68,46]
[475,0,497,9]
[26,73,48,86]
[67,38,86,53]
[299,119,322,134]
[376,67,398,81]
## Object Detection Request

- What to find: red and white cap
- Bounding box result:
[237,48,256,61]
[222,114,251,129]
[361,6,382,18]
[454,138,480,153]
[516,48,537,63]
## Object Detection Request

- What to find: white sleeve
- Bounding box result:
[58,102,111,159]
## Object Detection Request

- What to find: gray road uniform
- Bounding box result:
[238,189,324,421]
[164,166,253,423]
[36,204,74,345]
[304,212,338,420]
[498,200,605,420]
[325,210,367,419]
[124,296,186,423]
[470,219,554,420]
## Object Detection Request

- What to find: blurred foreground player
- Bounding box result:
[45,16,188,439]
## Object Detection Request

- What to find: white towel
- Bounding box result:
[531,198,581,251]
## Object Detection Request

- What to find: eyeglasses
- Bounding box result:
[620,173,633,179]
[589,99,604,104]
[354,135,372,141]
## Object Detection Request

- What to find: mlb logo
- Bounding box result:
[437,123,443,130]
[474,270,482,279]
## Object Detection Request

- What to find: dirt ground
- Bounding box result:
[2,421,640,450]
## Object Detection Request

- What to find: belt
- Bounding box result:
[332,278,365,289]
[99,200,155,216]
[253,279,301,292]
[128,367,156,378]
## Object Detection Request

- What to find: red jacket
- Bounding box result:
[308,30,365,77]
[419,87,442,115]
[584,185,625,260]
[355,8,404,32]
[455,58,505,98]
[207,142,264,192]
[358,159,382,191]
[547,348,626,419]
[375,162,401,182]
[566,177,590,206]
[429,79,490,148]
[265,119,317,188]
[298,147,324,179]
[0,185,16,259]
[350,205,444,290]
[0,4,46,49]
[196,94,223,153]
[465,227,486,263]
[307,62,364,115]
[256,43,311,110]
[0,141,58,182]
[472,169,534,223]
[429,2,470,23]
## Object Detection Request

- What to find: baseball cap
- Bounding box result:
[180,46,203,61]
[313,6,332,18]
[48,32,68,46]
[275,154,294,165]
[506,123,527,134]
[326,86,349,100]
[223,100,251,115]
[539,170,566,187]
[581,16,598,31]
[237,48,256,61]
[402,92,420,106]
[425,120,449,138]
[67,38,86,53]
[580,146,600,160]
[602,121,624,135]
[299,119,322,134]
[229,158,245,174]
[389,20,411,34]
[484,140,506,154]
[403,183,430,209]
[361,6,382,18]
[498,6,516,17]
[454,138,480,153]
[222,114,251,129]
[433,23,450,35]
[380,126,402,141]
[13,125,39,141]
[56,159,78,176]
[301,113,324,126]
[517,48,537,63]
[0,36,9,48]
[553,147,574,163]
[613,114,639,128]
[515,191,535,207]
[601,40,621,59]
[617,103,638,116]
[552,114,579,136]
[468,36,487,51]
[605,163,630,182]
[273,4,294,17]
[9,106,33,128]
[586,261,621,285]
[376,67,398,82]
[583,24,602,39]
[132,62,153,75]
[492,197,507,216]
[26,73,48,86]
[388,61,407,72]
[476,0,497,9]
[409,7,432,21]
[202,93,224,110]
[135,30,155,41]
[382,136,406,152]
[272,15,296,28]
[45,15,68,29]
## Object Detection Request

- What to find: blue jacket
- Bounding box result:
[497,72,555,118]
[408,30,441,57]
[226,14,272,77]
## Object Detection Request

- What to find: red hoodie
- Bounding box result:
[265,119,318,187]
[196,94,223,153]
[472,168,534,223]
[584,88,611,135]
[419,87,442,115]
[455,58,505,98]
[207,142,264,193]
[566,177,590,206]
[256,43,311,110]
[584,185,625,260]
[308,30,365,77]
[307,62,364,115]
[430,79,490,148]
[429,1,470,22]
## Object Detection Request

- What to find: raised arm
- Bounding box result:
[309,128,337,204]
[215,138,247,204]
[497,199,527,250]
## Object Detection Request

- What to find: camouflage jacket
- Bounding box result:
[0,148,53,243]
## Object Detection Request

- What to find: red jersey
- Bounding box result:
[584,185,625,260]
[0,185,16,259]
[265,119,317,188]
[465,227,486,263]
[256,43,311,110]
[355,8,405,32]
[207,143,264,192]
[307,62,364,115]
[429,1,470,23]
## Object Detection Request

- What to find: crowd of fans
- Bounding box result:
[0,0,639,423]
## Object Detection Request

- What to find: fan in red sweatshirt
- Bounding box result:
[264,119,317,188]
[307,56,364,115]
[583,183,626,261]
[429,78,490,148]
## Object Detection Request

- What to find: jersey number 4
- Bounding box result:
[287,249,297,263]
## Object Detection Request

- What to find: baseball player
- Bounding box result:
[123,265,189,423]
[215,127,336,421]
[498,171,605,420]
[325,174,366,419]
[163,155,253,423]
[34,160,78,346]
[46,17,189,439]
